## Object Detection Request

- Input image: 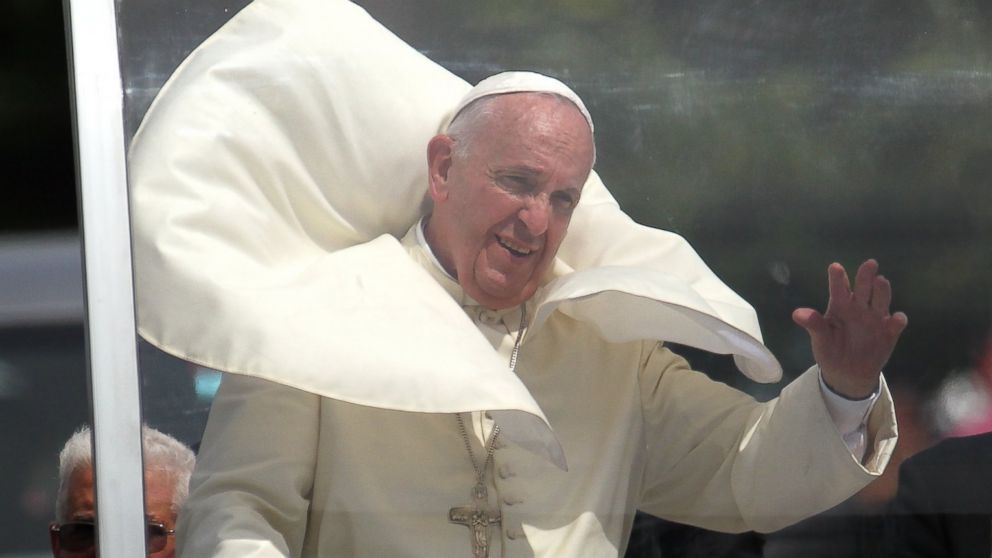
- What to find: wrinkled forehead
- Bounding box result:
[64,466,96,515]
[469,94,595,176]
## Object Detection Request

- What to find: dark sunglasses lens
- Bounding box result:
[57,521,171,553]
[59,522,95,552]
[146,523,170,553]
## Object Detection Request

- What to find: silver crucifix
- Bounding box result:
[449,482,502,558]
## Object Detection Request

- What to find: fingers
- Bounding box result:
[832,259,890,313]
[827,263,850,310]
[870,274,892,315]
[887,311,909,337]
[822,260,905,327]
[852,259,878,305]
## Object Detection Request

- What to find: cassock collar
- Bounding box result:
[412,217,464,304]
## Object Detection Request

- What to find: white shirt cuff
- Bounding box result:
[818,368,879,460]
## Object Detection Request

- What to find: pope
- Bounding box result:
[175,72,906,558]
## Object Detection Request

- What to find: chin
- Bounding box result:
[468,262,542,309]
[479,284,538,310]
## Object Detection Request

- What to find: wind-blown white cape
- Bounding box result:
[129,0,783,465]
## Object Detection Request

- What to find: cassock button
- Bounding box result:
[506,528,527,541]
[478,308,500,325]
[498,463,515,479]
[502,494,524,506]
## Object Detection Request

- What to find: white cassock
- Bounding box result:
[125,1,898,557]
[176,225,895,557]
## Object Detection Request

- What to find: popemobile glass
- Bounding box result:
[10,0,985,556]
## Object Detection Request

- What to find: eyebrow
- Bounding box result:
[490,161,587,204]
[495,166,585,192]
[492,165,541,178]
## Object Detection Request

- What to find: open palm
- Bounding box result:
[792,260,908,399]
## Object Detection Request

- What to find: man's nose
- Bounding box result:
[518,196,550,236]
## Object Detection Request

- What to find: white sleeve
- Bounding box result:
[176,373,320,557]
[817,367,880,462]
[638,345,898,533]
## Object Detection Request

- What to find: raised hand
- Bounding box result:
[792,259,908,399]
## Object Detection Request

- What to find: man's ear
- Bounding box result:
[427,134,455,203]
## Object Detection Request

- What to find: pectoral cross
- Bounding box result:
[449,482,501,558]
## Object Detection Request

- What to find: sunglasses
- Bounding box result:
[51,520,175,554]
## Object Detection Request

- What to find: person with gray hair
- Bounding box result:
[49,425,195,558]
[178,71,904,558]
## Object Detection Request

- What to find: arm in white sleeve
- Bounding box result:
[637,344,898,533]
[177,373,320,557]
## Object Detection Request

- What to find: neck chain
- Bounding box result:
[449,304,528,558]
[506,304,527,373]
[455,413,501,500]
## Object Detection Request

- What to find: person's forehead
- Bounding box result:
[478,94,590,147]
[65,466,96,517]
[483,95,594,165]
[65,466,177,518]
[144,470,175,504]
[490,92,586,124]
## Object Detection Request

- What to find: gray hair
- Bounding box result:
[447,92,597,166]
[54,425,196,522]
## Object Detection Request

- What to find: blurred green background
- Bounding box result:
[352,0,992,400]
[88,0,992,396]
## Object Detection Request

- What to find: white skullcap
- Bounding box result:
[444,71,595,134]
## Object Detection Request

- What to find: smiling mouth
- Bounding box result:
[497,236,536,257]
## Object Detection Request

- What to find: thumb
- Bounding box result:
[792,307,827,333]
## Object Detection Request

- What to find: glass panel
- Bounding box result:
[112,1,992,557]
[118,0,253,143]
[116,0,253,457]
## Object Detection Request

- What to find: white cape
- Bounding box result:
[129,0,783,466]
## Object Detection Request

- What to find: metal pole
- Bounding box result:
[63,0,147,556]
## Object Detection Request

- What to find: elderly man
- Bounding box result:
[48,425,195,558]
[177,73,905,558]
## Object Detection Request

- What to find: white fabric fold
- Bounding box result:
[532,266,779,377]
[129,0,782,465]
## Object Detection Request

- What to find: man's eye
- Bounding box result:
[552,193,576,210]
[496,176,529,192]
